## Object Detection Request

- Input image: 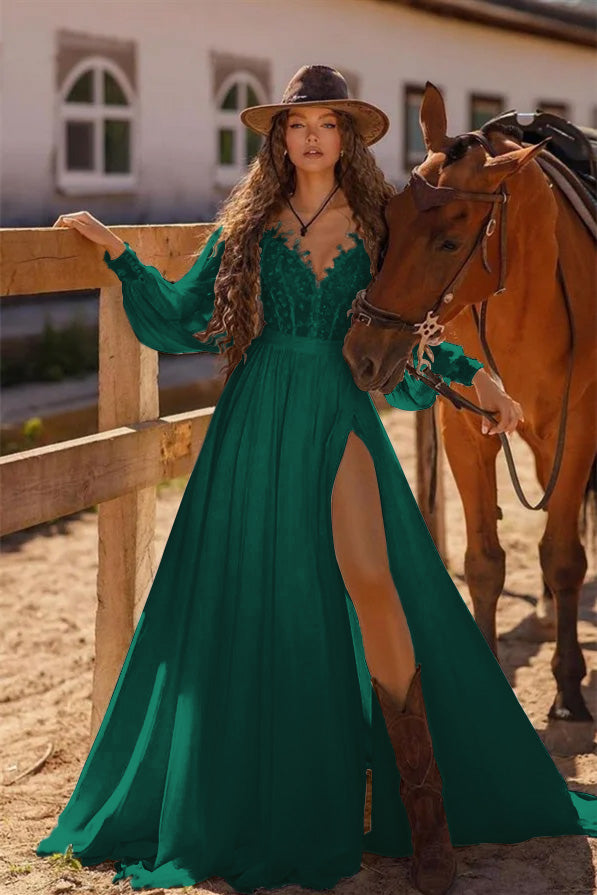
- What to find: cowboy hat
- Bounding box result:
[239,64,390,147]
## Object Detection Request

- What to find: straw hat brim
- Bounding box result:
[239,99,390,146]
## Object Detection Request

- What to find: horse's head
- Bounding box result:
[343,81,551,394]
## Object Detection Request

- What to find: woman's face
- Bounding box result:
[284,105,342,172]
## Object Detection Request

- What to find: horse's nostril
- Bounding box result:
[359,357,374,380]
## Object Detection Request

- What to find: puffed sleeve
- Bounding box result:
[384,345,439,411]
[426,340,484,386]
[384,341,484,411]
[102,225,226,354]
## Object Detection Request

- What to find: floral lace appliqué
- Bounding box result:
[266,221,362,288]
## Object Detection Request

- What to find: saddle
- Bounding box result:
[482,109,597,240]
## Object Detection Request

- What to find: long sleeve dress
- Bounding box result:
[36,222,597,892]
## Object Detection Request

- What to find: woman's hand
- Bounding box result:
[53,210,124,254]
[471,368,524,436]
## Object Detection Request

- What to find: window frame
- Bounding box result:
[56,55,136,195]
[403,83,432,174]
[469,92,505,131]
[215,69,267,188]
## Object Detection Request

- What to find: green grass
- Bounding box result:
[47,843,82,871]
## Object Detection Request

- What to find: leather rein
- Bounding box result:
[346,130,576,511]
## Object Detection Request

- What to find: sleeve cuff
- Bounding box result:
[103,242,146,281]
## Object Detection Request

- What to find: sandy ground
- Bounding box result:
[1,405,595,895]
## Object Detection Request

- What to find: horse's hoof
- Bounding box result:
[542,719,595,756]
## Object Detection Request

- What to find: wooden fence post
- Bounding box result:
[416,404,448,565]
[92,282,160,741]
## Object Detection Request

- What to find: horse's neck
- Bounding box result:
[448,174,569,383]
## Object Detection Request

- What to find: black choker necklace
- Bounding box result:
[284,182,341,236]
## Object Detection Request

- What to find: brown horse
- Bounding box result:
[343,82,597,753]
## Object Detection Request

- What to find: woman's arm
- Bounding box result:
[384,340,524,436]
[102,225,226,354]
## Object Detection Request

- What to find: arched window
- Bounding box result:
[58,57,135,193]
[216,71,266,186]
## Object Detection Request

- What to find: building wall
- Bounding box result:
[1,0,595,228]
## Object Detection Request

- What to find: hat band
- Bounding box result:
[282,91,348,104]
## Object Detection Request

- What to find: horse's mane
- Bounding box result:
[442,122,524,168]
[480,121,524,143]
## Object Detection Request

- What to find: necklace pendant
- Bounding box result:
[284,181,340,240]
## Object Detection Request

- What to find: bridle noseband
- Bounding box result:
[347,131,509,371]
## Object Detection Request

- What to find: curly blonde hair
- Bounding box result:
[193,108,397,384]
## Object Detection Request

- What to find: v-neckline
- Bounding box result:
[264,221,363,290]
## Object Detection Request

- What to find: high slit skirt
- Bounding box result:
[36,326,597,892]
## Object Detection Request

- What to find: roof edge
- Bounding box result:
[376,0,597,48]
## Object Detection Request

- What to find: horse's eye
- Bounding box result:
[440,239,460,252]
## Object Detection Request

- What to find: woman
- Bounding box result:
[37,65,596,895]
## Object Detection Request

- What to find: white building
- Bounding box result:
[2,0,595,228]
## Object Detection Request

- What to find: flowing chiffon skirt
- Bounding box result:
[36,326,597,891]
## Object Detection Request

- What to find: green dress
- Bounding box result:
[36,223,597,892]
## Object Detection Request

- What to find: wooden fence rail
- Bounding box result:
[0,224,445,741]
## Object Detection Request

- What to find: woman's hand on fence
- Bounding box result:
[53,210,124,255]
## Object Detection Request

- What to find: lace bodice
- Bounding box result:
[258,222,372,340]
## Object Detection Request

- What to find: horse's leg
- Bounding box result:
[537,577,556,630]
[439,401,504,655]
[528,444,558,632]
[502,440,559,642]
[535,426,595,737]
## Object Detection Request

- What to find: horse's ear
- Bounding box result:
[482,137,551,179]
[419,82,447,153]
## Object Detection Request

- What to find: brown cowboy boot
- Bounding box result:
[371,664,457,895]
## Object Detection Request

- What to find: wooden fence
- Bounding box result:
[0,225,445,740]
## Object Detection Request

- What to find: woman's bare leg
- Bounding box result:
[331,431,416,710]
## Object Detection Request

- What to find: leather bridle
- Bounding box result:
[347,131,509,371]
[345,129,576,512]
